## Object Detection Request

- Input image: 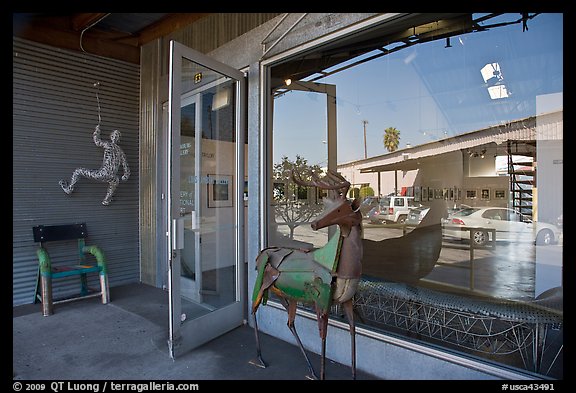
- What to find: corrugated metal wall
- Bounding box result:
[139,39,165,288]
[13,37,140,306]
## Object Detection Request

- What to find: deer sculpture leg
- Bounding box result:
[250,309,267,369]
[251,296,320,379]
[342,299,357,380]
[316,306,330,380]
[283,298,319,380]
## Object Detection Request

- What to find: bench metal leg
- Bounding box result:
[40,275,54,317]
[80,273,89,296]
[100,273,110,304]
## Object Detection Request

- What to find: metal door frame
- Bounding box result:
[167,40,246,358]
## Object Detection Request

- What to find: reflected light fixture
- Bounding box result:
[467,148,487,158]
[211,87,231,111]
[487,85,509,99]
[480,62,509,100]
[284,78,292,86]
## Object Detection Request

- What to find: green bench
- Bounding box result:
[32,223,110,316]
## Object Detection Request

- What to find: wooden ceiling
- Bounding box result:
[13,13,211,64]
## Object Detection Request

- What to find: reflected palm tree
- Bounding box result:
[383,126,401,194]
[383,126,400,152]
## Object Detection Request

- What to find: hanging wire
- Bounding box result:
[79,13,111,53]
[94,82,102,126]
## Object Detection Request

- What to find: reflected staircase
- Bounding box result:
[507,140,535,218]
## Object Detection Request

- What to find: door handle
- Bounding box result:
[172,218,184,250]
[189,211,199,231]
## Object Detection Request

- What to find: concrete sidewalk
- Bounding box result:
[13,283,378,381]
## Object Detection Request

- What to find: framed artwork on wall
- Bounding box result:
[494,189,506,200]
[421,186,428,201]
[466,189,477,199]
[414,186,421,202]
[481,188,490,201]
[208,174,233,208]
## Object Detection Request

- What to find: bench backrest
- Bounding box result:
[33,223,88,244]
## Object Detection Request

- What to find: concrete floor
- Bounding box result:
[13,283,378,381]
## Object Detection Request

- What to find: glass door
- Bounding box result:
[167,40,245,358]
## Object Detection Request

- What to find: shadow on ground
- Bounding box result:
[13,283,378,381]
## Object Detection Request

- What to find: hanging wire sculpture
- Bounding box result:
[59,82,130,205]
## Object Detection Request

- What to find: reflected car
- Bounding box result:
[367,196,419,224]
[405,206,430,226]
[442,207,561,246]
[359,196,382,218]
[446,204,471,216]
[367,206,382,224]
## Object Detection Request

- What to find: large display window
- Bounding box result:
[267,13,562,378]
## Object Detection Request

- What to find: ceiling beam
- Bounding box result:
[13,13,213,64]
[137,13,211,46]
[14,17,140,64]
[71,13,111,31]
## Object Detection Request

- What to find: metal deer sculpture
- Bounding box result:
[250,170,363,380]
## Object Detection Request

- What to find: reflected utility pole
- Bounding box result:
[362,120,368,159]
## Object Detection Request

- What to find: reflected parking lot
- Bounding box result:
[275,219,562,301]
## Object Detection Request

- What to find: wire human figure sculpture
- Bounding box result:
[59,124,130,205]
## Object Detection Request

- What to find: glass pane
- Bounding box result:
[270,13,562,378]
[270,90,329,249]
[179,57,237,322]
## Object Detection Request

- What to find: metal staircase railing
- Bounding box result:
[507,141,535,218]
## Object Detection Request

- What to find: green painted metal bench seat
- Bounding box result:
[32,223,110,316]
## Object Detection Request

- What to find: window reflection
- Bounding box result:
[270,13,562,378]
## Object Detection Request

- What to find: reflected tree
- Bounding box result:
[383,127,401,194]
[383,126,401,152]
[272,155,324,239]
[359,185,375,198]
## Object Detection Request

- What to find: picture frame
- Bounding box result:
[208,174,233,208]
[465,189,477,199]
[429,188,434,200]
[414,186,421,202]
[481,188,490,201]
[421,186,428,202]
[494,189,506,200]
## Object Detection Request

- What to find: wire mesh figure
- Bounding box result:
[59,125,130,205]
